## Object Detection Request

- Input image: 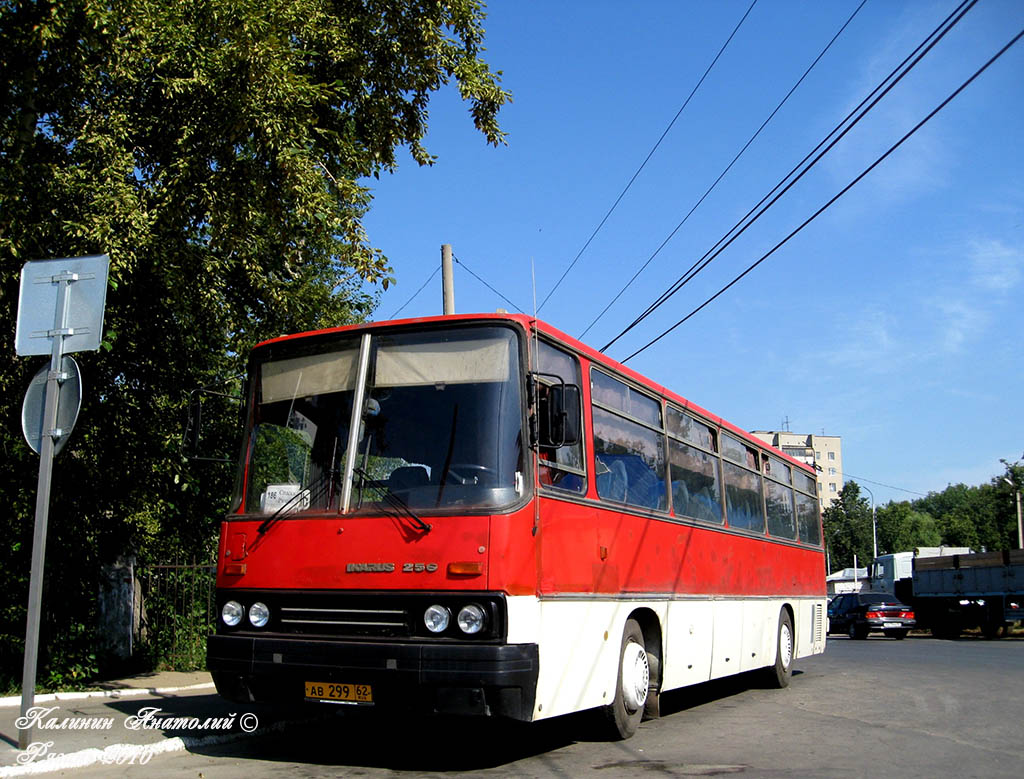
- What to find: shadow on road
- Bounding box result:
[177,669,786,772]
[188,707,581,772]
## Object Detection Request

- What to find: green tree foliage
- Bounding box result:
[937,509,979,550]
[913,483,999,551]
[874,502,941,555]
[866,459,1023,562]
[0,0,508,686]
[823,481,874,571]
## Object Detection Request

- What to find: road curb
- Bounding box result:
[0,683,215,709]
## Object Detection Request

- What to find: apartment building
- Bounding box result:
[750,430,843,507]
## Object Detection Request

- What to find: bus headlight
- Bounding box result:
[221,601,244,627]
[248,602,270,628]
[424,605,450,633]
[457,604,486,635]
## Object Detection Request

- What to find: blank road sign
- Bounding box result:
[15,255,110,356]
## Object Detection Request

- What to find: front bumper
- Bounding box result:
[207,634,539,721]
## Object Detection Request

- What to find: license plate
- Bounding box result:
[883,622,901,628]
[304,681,373,703]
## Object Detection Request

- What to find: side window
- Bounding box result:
[764,454,796,540]
[795,493,821,545]
[795,471,816,496]
[765,480,796,539]
[666,407,723,524]
[591,369,667,511]
[721,433,765,533]
[591,369,662,426]
[535,341,586,494]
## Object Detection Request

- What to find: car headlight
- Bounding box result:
[248,602,270,628]
[221,600,244,627]
[424,604,450,633]
[457,604,486,635]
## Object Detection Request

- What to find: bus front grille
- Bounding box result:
[279,606,409,635]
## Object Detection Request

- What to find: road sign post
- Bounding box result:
[14,255,109,750]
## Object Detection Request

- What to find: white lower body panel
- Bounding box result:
[507,594,826,722]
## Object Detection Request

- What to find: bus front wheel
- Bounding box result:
[602,618,649,739]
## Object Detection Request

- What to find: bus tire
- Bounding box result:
[931,623,958,639]
[982,620,1005,639]
[767,609,794,688]
[643,652,661,721]
[602,618,649,740]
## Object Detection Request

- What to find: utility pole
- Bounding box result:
[1017,489,1023,550]
[860,484,876,560]
[1003,477,1023,549]
[441,244,454,315]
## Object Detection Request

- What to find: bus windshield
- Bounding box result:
[243,325,525,515]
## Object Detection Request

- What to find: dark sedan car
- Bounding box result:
[828,592,916,639]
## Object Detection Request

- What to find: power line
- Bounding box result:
[536,0,760,314]
[601,0,976,354]
[454,255,526,314]
[840,472,929,498]
[388,265,440,319]
[619,22,1024,364]
[579,0,868,341]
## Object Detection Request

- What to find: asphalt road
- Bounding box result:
[68,634,1024,778]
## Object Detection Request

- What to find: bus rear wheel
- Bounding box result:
[766,609,794,688]
[602,618,649,740]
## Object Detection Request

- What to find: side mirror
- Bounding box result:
[182,378,243,463]
[183,391,204,454]
[539,383,581,447]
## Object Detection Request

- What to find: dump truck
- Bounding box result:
[869,548,1023,638]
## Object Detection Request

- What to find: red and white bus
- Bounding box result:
[206,313,826,738]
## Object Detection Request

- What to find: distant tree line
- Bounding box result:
[823,460,1023,571]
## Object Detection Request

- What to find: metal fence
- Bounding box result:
[135,560,217,671]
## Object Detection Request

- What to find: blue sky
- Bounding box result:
[360,0,1024,508]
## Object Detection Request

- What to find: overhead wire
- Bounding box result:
[619,22,1024,364]
[578,0,868,340]
[454,254,526,313]
[387,254,525,319]
[839,472,930,498]
[601,0,977,354]
[536,0,760,314]
[387,265,440,319]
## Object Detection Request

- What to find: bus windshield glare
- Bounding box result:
[243,325,525,515]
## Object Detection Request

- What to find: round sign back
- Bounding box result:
[22,357,82,456]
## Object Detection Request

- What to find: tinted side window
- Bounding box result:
[795,471,816,495]
[668,439,723,523]
[666,406,716,450]
[591,369,667,511]
[721,433,747,464]
[723,461,764,533]
[796,493,821,545]
[593,408,667,511]
[764,455,792,484]
[765,480,796,539]
[591,369,662,427]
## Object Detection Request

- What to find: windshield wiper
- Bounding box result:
[352,466,432,534]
